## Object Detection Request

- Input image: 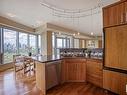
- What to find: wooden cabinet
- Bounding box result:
[103,1,127,95]
[117,25,127,70]
[105,27,119,69]
[103,1,125,27]
[125,1,127,24]
[98,40,102,48]
[61,58,86,82]
[103,70,120,94]
[103,70,127,95]
[105,25,127,70]
[86,59,103,87]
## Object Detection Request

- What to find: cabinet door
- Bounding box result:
[105,27,119,69]
[119,73,127,95]
[62,59,77,82]
[103,2,125,27]
[117,25,127,70]
[103,70,120,94]
[86,60,103,87]
[61,59,68,83]
[76,62,86,82]
[105,25,127,70]
[62,59,86,82]
[67,59,86,82]
[117,2,125,25]
[124,1,127,23]
[103,70,127,95]
[67,62,77,81]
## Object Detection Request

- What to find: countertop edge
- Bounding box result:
[33,57,103,63]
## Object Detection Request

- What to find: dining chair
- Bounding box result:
[13,54,25,73]
[13,55,32,74]
[24,56,35,73]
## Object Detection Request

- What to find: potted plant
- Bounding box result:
[26,46,32,56]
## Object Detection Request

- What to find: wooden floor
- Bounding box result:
[47,83,116,95]
[0,69,116,95]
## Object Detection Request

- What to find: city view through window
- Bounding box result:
[0,28,39,64]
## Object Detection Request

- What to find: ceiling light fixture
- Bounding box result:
[41,0,103,18]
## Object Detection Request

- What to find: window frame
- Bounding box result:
[0,28,3,64]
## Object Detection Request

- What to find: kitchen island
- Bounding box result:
[33,55,103,95]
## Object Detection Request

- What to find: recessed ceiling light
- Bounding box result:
[58,32,61,35]
[7,13,16,17]
[73,33,76,36]
[91,32,93,35]
[77,32,80,35]
[36,21,42,24]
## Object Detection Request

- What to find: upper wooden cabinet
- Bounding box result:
[103,1,126,27]
[125,1,127,23]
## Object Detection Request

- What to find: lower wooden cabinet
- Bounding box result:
[103,70,127,95]
[62,58,103,86]
[61,58,86,82]
[86,59,103,87]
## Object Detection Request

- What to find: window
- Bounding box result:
[29,34,37,55]
[56,38,66,54]
[74,38,79,48]
[52,33,71,55]
[0,28,3,64]
[19,32,28,55]
[38,35,41,54]
[66,38,70,48]
[56,38,63,48]
[86,40,98,48]
[0,27,39,64]
[3,29,17,63]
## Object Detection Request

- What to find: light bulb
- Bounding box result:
[91,32,93,35]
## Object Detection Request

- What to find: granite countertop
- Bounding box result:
[32,55,61,63]
[32,55,103,63]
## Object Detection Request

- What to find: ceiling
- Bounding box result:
[0,0,119,36]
